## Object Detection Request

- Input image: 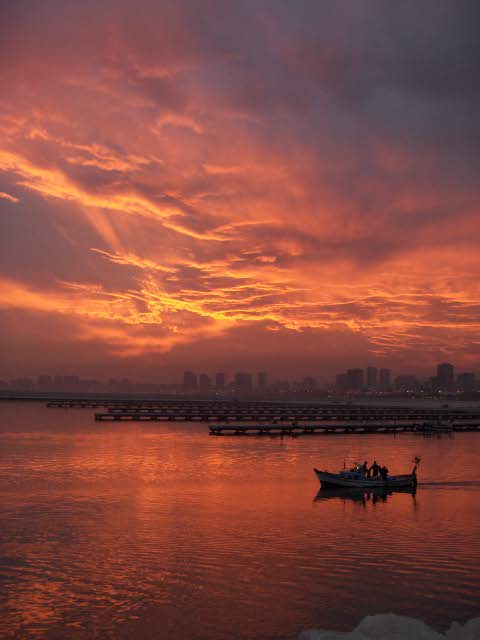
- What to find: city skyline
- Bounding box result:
[3,361,477,394]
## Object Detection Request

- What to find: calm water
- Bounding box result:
[1,402,479,640]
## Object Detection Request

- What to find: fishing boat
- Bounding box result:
[313,457,420,489]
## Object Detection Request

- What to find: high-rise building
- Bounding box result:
[347,368,364,390]
[366,367,378,389]
[335,373,349,390]
[437,363,455,390]
[457,372,475,392]
[257,371,268,392]
[215,372,225,390]
[199,373,211,393]
[379,368,391,391]
[234,372,253,395]
[183,371,198,393]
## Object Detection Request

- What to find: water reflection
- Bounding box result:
[1,402,480,640]
[314,486,417,505]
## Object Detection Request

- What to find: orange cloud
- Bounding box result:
[0,191,19,203]
[1,1,479,377]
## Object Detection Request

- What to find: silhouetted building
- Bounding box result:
[270,379,290,393]
[215,372,225,390]
[457,372,476,392]
[335,373,349,390]
[437,362,455,390]
[347,368,364,390]
[53,375,64,389]
[366,367,377,389]
[64,376,79,391]
[302,376,317,392]
[199,373,211,393]
[78,379,100,393]
[37,374,53,390]
[394,375,418,391]
[257,371,268,392]
[235,372,253,394]
[379,368,391,391]
[183,371,198,393]
[12,378,34,391]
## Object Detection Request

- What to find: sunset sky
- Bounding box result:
[1,0,479,382]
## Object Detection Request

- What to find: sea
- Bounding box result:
[1,401,479,639]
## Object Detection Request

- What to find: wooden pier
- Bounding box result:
[93,406,480,423]
[51,399,480,419]
[49,397,480,434]
[208,422,480,436]
[92,411,480,434]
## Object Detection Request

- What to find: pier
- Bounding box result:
[208,422,480,435]
[47,399,480,419]
[93,404,480,423]
[46,397,480,435]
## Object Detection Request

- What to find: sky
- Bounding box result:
[1,0,479,382]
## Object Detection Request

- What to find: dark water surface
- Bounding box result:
[1,402,479,639]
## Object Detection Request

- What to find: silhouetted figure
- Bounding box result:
[380,466,389,481]
[362,460,368,476]
[370,461,380,477]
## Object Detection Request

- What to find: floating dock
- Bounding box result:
[51,400,480,421]
[93,407,480,422]
[92,412,480,433]
[48,398,480,434]
[208,422,480,435]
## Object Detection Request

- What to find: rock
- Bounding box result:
[445,618,480,640]
[355,614,444,640]
[299,614,445,640]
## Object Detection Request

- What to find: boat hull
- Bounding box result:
[314,468,417,488]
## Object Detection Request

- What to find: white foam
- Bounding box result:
[299,614,480,640]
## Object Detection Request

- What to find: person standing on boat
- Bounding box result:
[370,461,380,477]
[362,460,368,476]
[380,465,389,481]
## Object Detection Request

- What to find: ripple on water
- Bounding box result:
[0,405,480,639]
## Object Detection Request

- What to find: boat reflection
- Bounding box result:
[314,485,417,505]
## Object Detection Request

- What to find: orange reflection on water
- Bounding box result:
[1,404,480,639]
